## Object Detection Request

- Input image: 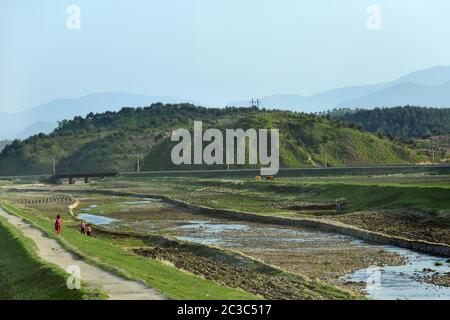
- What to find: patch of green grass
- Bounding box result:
[137,176,449,213]
[1,202,260,300]
[310,183,450,212]
[0,216,100,300]
[102,175,450,229]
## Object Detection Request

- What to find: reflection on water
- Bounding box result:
[168,221,350,248]
[79,204,98,211]
[177,220,250,232]
[123,198,156,205]
[343,241,450,300]
[77,213,118,225]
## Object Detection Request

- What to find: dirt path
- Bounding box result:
[0,207,166,300]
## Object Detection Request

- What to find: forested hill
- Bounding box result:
[330,106,450,139]
[0,103,423,175]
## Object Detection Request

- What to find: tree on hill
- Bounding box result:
[330,106,450,139]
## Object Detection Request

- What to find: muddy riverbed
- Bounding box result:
[76,198,450,300]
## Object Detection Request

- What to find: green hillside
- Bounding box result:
[0,104,423,176]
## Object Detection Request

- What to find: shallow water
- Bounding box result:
[131,218,450,299]
[77,213,118,225]
[79,204,98,211]
[123,198,156,205]
[342,241,450,300]
[177,220,251,232]
[81,200,450,300]
[171,221,350,248]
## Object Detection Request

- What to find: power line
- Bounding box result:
[250,98,261,108]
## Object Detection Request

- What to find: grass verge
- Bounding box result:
[0,215,100,300]
[0,202,260,300]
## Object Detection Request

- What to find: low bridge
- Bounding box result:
[51,172,118,184]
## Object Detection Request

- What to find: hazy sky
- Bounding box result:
[1,0,450,112]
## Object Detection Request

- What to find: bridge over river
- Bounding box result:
[51,172,118,184]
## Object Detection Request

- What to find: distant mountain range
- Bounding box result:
[0,92,196,140]
[229,65,450,111]
[2,65,450,140]
[338,81,450,108]
[0,140,11,152]
[17,122,57,139]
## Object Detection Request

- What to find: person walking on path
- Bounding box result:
[55,215,63,237]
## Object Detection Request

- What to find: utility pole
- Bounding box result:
[52,154,56,175]
[132,151,141,173]
[431,141,435,165]
[137,152,140,173]
[322,136,328,168]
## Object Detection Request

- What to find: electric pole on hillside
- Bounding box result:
[136,152,141,173]
[322,136,328,168]
[431,141,435,165]
[250,98,261,108]
[52,154,56,175]
[50,146,57,175]
[131,150,141,173]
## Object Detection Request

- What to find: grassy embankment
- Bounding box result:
[94,175,450,244]
[108,175,450,216]
[0,202,261,300]
[0,215,101,300]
